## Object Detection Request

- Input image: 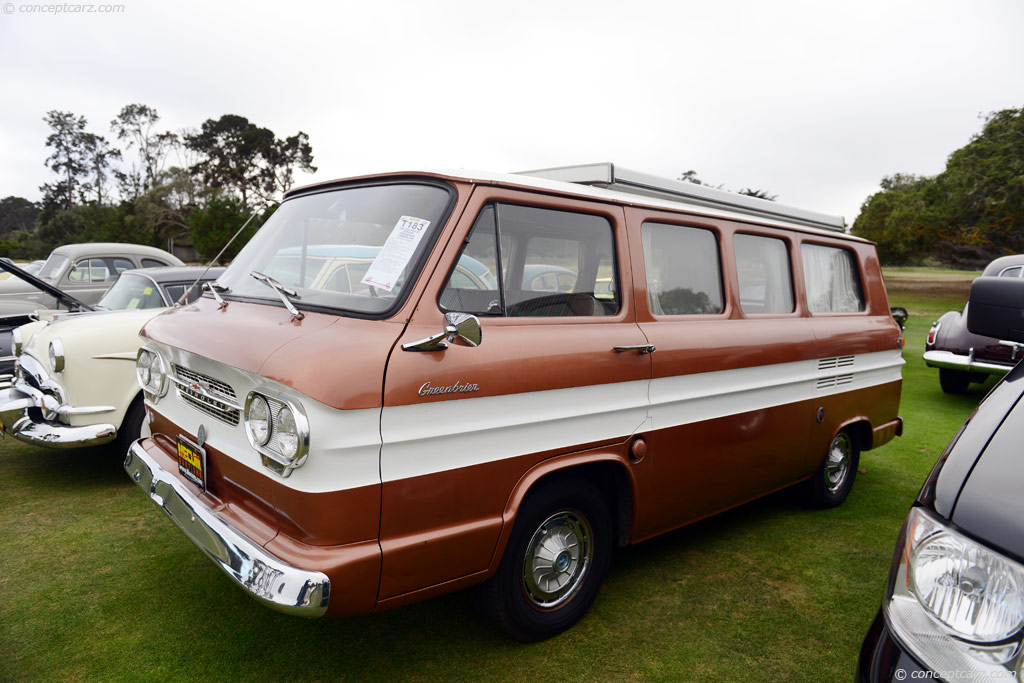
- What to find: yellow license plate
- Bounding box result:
[177,436,206,490]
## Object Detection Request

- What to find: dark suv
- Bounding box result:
[860,276,1024,681]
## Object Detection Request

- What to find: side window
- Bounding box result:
[112,258,135,274]
[69,258,111,283]
[439,206,502,315]
[163,284,188,304]
[641,222,723,315]
[734,234,794,314]
[440,203,619,317]
[999,266,1023,278]
[141,258,168,268]
[801,243,865,313]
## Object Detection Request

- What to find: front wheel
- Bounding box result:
[805,430,860,509]
[475,479,612,641]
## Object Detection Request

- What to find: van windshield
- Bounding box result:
[217,183,452,316]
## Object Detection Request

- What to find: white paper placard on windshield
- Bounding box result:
[360,216,432,292]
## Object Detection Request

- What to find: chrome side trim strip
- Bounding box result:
[124,439,330,617]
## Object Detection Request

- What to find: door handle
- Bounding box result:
[614,344,655,355]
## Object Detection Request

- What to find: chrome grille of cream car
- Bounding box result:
[173,364,240,426]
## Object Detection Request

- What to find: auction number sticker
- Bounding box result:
[360,216,431,292]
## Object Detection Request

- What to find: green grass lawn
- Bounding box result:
[0,286,990,682]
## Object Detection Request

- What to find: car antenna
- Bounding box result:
[175,204,271,307]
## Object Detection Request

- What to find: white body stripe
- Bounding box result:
[153,344,903,493]
[378,349,904,484]
[649,349,904,431]
[380,379,650,483]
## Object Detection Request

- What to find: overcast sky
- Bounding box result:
[1,0,1022,225]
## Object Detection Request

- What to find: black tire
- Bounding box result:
[114,395,146,456]
[805,430,860,509]
[939,368,971,394]
[474,478,612,641]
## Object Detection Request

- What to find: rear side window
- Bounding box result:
[141,258,169,268]
[440,203,619,317]
[802,243,865,313]
[734,234,794,314]
[642,222,723,315]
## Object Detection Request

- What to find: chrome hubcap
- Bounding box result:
[825,433,852,494]
[522,510,592,609]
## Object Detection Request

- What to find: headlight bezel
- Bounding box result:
[136,347,168,398]
[49,337,65,373]
[244,390,309,476]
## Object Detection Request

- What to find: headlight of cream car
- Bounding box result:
[49,337,65,373]
[886,506,1024,679]
[245,392,309,475]
[136,347,168,398]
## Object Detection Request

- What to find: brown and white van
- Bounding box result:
[125,163,904,640]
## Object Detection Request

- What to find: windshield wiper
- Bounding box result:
[203,282,229,310]
[249,271,304,320]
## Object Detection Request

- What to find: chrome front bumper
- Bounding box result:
[0,381,116,448]
[124,439,331,617]
[922,349,1014,376]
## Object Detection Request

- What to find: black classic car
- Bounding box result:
[859,276,1024,681]
[924,254,1024,393]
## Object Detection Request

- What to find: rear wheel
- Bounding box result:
[475,479,612,641]
[939,368,971,394]
[806,430,860,509]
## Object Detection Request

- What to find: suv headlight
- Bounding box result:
[244,392,309,476]
[136,347,168,398]
[886,507,1024,678]
[49,338,65,373]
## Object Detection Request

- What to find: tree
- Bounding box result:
[853,108,1024,266]
[110,104,178,199]
[79,133,121,205]
[738,188,777,201]
[186,115,316,207]
[678,169,704,185]
[187,191,266,262]
[0,196,40,237]
[40,110,88,212]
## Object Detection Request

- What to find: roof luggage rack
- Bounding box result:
[516,162,845,233]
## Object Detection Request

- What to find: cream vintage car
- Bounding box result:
[0,266,223,452]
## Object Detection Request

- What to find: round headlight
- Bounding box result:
[49,338,65,373]
[149,352,166,394]
[247,395,271,446]
[11,328,22,356]
[277,405,299,460]
[137,351,152,388]
[911,530,1024,642]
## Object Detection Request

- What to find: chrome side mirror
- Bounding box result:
[402,312,482,352]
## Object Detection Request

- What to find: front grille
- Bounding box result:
[174,365,237,402]
[173,365,240,426]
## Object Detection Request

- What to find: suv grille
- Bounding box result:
[173,365,240,426]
